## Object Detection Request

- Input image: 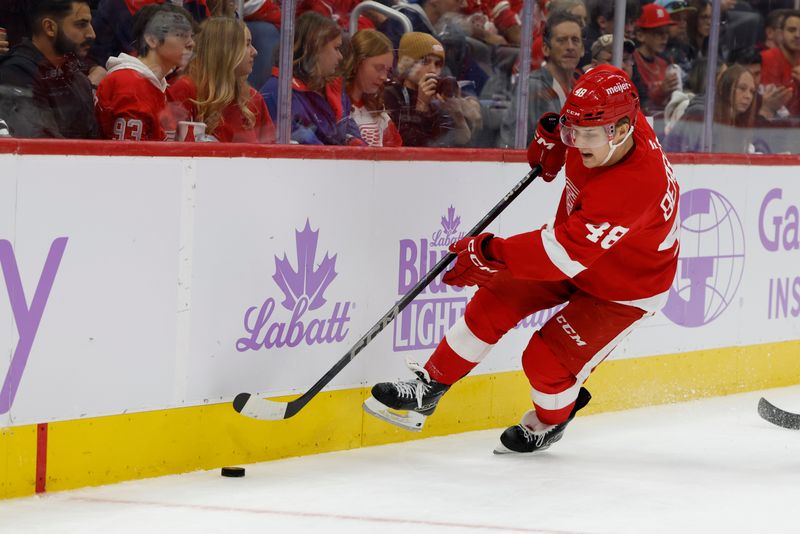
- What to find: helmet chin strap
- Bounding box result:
[598,124,635,166]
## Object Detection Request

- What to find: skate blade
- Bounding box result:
[363,396,426,432]
[493,442,516,455]
[492,441,554,455]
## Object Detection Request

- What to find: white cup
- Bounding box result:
[176,121,206,142]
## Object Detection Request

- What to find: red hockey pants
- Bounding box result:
[424,272,649,424]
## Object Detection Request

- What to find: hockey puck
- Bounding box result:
[221,466,245,478]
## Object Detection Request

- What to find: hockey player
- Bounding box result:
[95,3,195,141]
[364,65,680,454]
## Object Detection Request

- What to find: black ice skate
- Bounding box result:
[494,387,592,454]
[363,361,450,432]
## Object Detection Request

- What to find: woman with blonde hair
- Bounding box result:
[167,16,275,143]
[344,29,402,147]
[260,11,363,145]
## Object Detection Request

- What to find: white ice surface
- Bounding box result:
[3,386,800,534]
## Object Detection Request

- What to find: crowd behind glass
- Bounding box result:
[0,0,798,153]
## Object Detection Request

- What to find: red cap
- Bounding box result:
[637,3,677,29]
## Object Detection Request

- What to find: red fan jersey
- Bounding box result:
[166,76,276,143]
[760,47,800,116]
[95,54,173,141]
[493,113,680,311]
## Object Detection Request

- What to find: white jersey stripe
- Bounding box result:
[531,313,650,411]
[614,288,670,314]
[243,0,266,17]
[445,316,494,363]
[540,225,587,278]
[531,381,582,412]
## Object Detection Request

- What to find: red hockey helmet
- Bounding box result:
[559,65,639,148]
[560,65,639,149]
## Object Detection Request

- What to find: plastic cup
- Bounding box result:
[176,121,206,142]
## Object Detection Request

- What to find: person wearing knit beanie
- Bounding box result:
[394,31,447,119]
[384,31,479,147]
[398,32,445,65]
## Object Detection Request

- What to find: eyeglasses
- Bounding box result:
[662,1,691,11]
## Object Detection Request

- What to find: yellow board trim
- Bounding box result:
[2,340,800,499]
[0,424,36,499]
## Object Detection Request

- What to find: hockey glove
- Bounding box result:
[526,112,567,182]
[442,233,506,287]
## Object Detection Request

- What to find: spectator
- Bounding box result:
[721,0,763,61]
[95,3,195,140]
[241,0,281,91]
[587,33,635,78]
[89,0,207,86]
[686,0,712,59]
[730,45,795,152]
[529,0,587,71]
[764,8,790,50]
[664,64,758,153]
[379,0,466,46]
[260,12,362,145]
[296,0,374,32]
[587,32,653,120]
[344,29,402,147]
[760,9,800,117]
[634,3,680,114]
[685,0,760,63]
[662,57,724,136]
[732,47,792,121]
[383,31,478,147]
[378,0,490,95]
[498,11,583,147]
[581,0,640,67]
[460,0,508,46]
[656,0,696,78]
[167,17,275,143]
[0,0,98,138]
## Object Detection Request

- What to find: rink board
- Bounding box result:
[0,142,799,498]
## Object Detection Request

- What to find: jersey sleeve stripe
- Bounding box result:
[540,226,587,278]
[445,316,494,363]
[531,381,582,411]
[243,0,266,16]
[613,288,670,314]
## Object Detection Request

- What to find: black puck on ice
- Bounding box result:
[221,466,245,477]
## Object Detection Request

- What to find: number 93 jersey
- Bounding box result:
[494,112,680,312]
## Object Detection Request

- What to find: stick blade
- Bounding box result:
[232,392,289,420]
[758,397,800,430]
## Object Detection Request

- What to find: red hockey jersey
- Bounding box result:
[166,76,276,143]
[492,112,680,312]
[95,54,173,141]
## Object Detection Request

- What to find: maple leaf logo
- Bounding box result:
[273,220,338,312]
[441,205,461,235]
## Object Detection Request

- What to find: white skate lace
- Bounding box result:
[518,424,549,448]
[394,379,431,409]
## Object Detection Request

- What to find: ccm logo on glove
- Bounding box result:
[442,233,506,287]
[527,112,567,182]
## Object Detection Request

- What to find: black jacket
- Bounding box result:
[0,39,98,138]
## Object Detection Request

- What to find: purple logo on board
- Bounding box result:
[236,220,352,351]
[662,189,745,327]
[393,207,558,351]
[759,188,800,320]
[0,238,68,415]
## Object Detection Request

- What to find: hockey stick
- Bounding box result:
[758,397,800,430]
[232,165,542,421]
